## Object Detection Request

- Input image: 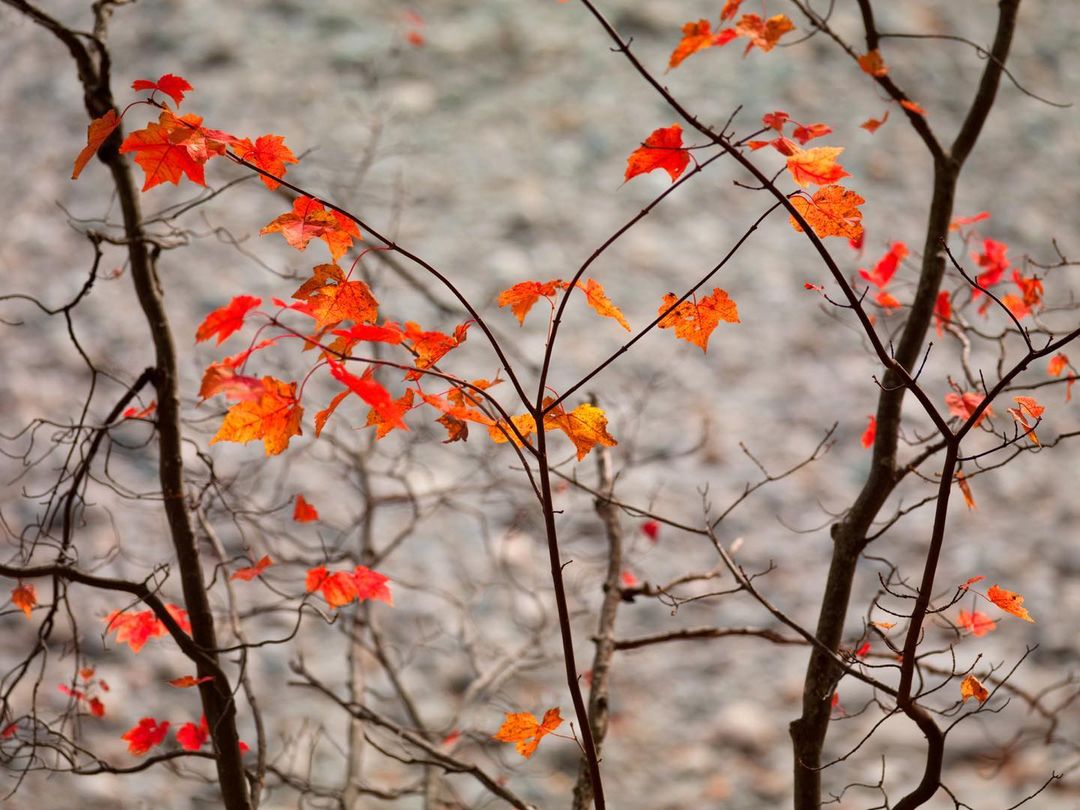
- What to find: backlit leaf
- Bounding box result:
[625,124,690,183]
[955,472,976,510]
[176,715,209,751]
[11,583,36,619]
[860,112,889,134]
[957,609,995,637]
[261,197,361,261]
[861,416,876,448]
[169,675,214,688]
[105,605,190,653]
[786,146,849,188]
[327,359,407,432]
[233,134,298,190]
[734,13,794,55]
[789,185,864,240]
[493,708,563,759]
[230,555,273,582]
[1048,353,1069,377]
[657,288,739,352]
[122,717,170,755]
[72,109,121,179]
[293,494,319,522]
[131,73,193,106]
[577,278,630,330]
[986,585,1034,623]
[858,242,908,289]
[195,295,262,344]
[498,280,563,325]
[858,50,888,77]
[945,392,991,427]
[542,400,618,461]
[960,674,989,704]
[211,376,304,456]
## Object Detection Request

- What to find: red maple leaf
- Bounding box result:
[625,125,690,183]
[195,296,262,345]
[105,604,191,654]
[233,134,298,190]
[176,715,209,751]
[230,555,273,582]
[131,73,193,106]
[121,717,170,755]
[293,494,319,522]
[261,197,362,261]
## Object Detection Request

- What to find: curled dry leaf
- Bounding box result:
[960,674,989,704]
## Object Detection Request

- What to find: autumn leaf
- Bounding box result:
[625,124,690,183]
[789,185,865,240]
[860,112,889,134]
[934,291,952,336]
[11,583,36,619]
[668,20,728,69]
[72,109,121,180]
[1007,395,1045,445]
[230,555,273,582]
[493,708,563,759]
[949,211,990,232]
[306,565,392,608]
[211,376,304,456]
[734,13,795,55]
[955,472,976,510]
[875,291,901,310]
[177,715,209,752]
[859,242,908,289]
[973,238,1010,295]
[306,279,378,331]
[720,0,743,21]
[261,196,362,261]
[791,123,832,145]
[195,295,262,345]
[119,110,228,191]
[577,278,630,330]
[293,494,319,522]
[960,674,989,704]
[498,280,563,324]
[786,146,849,188]
[366,388,416,438]
[542,400,618,461]
[88,697,105,718]
[959,575,986,590]
[986,585,1035,623]
[488,412,538,448]
[403,321,470,380]
[858,50,888,77]
[620,571,638,588]
[1048,353,1070,377]
[122,717,170,755]
[900,99,926,116]
[657,288,740,352]
[131,73,193,106]
[352,565,393,605]
[105,605,190,653]
[169,675,214,688]
[642,520,660,542]
[233,134,298,190]
[327,359,407,432]
[945,391,992,427]
[123,401,157,420]
[861,415,876,449]
[957,609,995,637]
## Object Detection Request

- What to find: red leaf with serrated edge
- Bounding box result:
[176,715,209,751]
[293,494,319,522]
[105,604,190,653]
[131,73,193,106]
[625,125,690,183]
[403,321,470,380]
[119,110,229,191]
[791,123,832,145]
[861,416,876,448]
[261,197,362,261]
[957,609,995,637]
[786,146,849,188]
[199,364,264,403]
[734,13,794,55]
[72,109,121,179]
[230,555,273,582]
[122,718,170,755]
[327,359,407,432]
[859,242,908,289]
[195,296,262,345]
[169,675,215,688]
[232,134,298,190]
[366,388,415,438]
[493,708,563,759]
[987,585,1034,622]
[211,376,304,456]
[306,566,357,607]
[972,238,1010,297]
[658,288,740,352]
[332,323,406,345]
[668,20,736,69]
[11,583,36,619]
[945,392,992,427]
[305,279,378,331]
[762,111,789,131]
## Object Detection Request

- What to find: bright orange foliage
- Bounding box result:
[734,13,795,55]
[493,707,563,759]
[542,400,618,461]
[1048,353,1070,377]
[11,583,36,619]
[1008,395,1045,445]
[131,73,193,106]
[326,359,407,432]
[498,280,563,324]
[859,242,908,289]
[900,99,926,116]
[119,109,229,191]
[657,288,740,352]
[122,717,170,755]
[625,124,690,182]
[261,197,361,261]
[306,565,393,608]
[72,109,120,179]
[956,471,976,510]
[233,134,298,190]
[169,675,214,688]
[945,392,992,427]
[860,111,889,133]
[987,585,1035,623]
[957,609,995,637]
[105,605,191,653]
[211,376,304,456]
[934,291,952,336]
[861,416,876,449]
[789,185,865,240]
[577,278,630,330]
[949,211,990,231]
[960,674,989,704]
[231,555,273,582]
[858,50,888,77]
[668,20,732,69]
[786,146,849,188]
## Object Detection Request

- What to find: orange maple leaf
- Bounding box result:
[488,412,539,448]
[786,146,849,188]
[195,295,262,345]
[211,376,304,456]
[306,565,392,608]
[305,279,378,331]
[1048,353,1069,377]
[789,185,865,240]
[955,471,976,510]
[657,288,739,352]
[327,359,407,432]
[105,605,190,654]
[1007,395,1045,445]
[293,494,319,522]
[314,390,351,437]
[11,583,36,619]
[858,50,888,77]
[669,20,720,69]
[403,321,470,380]
[168,675,214,688]
[131,73,193,106]
[492,708,563,759]
[960,674,989,704]
[72,109,121,180]
[957,609,995,637]
[986,584,1035,623]
[860,111,889,134]
[232,134,298,190]
[498,280,563,324]
[949,211,990,232]
[122,717,170,756]
[576,278,630,330]
[791,123,832,145]
[119,110,229,191]
[625,124,690,183]
[734,13,795,55]
[542,400,618,461]
[944,391,992,427]
[859,242,908,289]
[366,388,416,438]
[261,197,362,261]
[230,555,273,582]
